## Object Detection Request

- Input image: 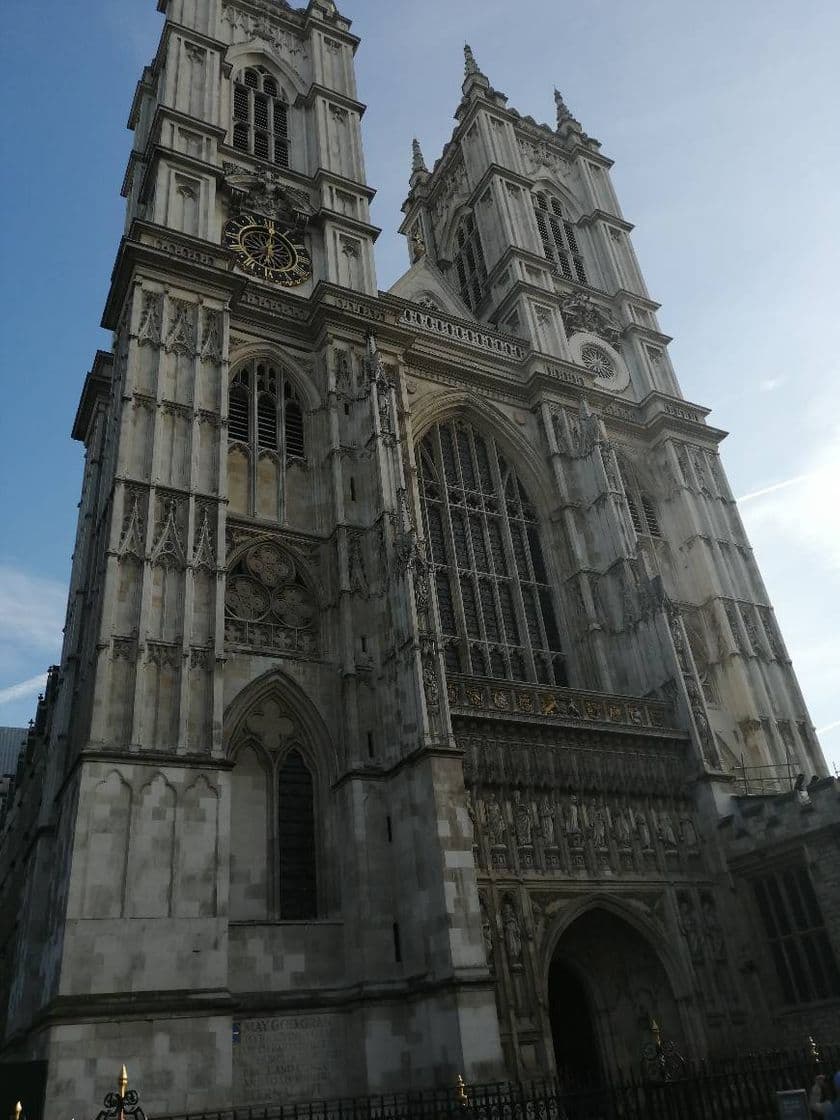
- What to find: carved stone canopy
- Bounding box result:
[560,293,622,348]
[222,162,315,226]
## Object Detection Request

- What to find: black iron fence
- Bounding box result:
[147,1043,839,1120]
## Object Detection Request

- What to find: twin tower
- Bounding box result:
[0,2,833,1117]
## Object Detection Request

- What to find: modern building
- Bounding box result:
[0,1,837,1117]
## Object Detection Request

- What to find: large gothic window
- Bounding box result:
[419,419,567,686]
[227,359,305,521]
[232,67,290,168]
[453,213,487,313]
[532,192,587,285]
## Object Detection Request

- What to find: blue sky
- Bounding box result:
[1,0,837,769]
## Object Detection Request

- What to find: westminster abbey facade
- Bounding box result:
[1,1,838,1116]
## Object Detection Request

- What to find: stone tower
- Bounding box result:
[1,7,837,1119]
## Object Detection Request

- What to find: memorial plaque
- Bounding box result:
[233,1013,350,1103]
[776,1089,809,1120]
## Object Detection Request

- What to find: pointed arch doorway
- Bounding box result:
[546,906,685,1083]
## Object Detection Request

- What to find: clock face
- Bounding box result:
[224,212,313,287]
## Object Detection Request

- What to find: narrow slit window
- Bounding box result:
[277,750,317,920]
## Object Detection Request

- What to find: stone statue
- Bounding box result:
[636,808,652,850]
[658,810,678,850]
[614,806,632,848]
[565,794,582,838]
[539,795,556,846]
[591,803,608,849]
[485,793,506,846]
[502,898,522,964]
[678,894,704,963]
[513,791,532,846]
[479,893,494,968]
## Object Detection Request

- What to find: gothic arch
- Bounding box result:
[228,346,320,411]
[410,390,557,524]
[225,670,335,919]
[541,894,693,1004]
[225,44,308,100]
[530,176,584,221]
[541,895,705,1072]
[224,667,334,780]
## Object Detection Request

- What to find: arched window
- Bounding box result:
[229,361,305,460]
[532,192,587,284]
[232,67,290,168]
[419,419,567,686]
[227,360,305,521]
[619,465,661,538]
[230,739,318,921]
[453,213,487,313]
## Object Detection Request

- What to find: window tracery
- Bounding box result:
[225,540,317,655]
[230,696,319,921]
[232,67,290,168]
[618,463,661,538]
[419,419,567,686]
[227,359,305,520]
[532,192,587,284]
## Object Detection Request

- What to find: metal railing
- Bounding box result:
[731,759,800,796]
[149,1042,838,1120]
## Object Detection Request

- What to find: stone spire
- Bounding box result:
[411,138,428,175]
[462,43,491,98]
[464,44,481,77]
[409,137,430,194]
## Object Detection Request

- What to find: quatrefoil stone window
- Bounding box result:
[580,343,615,380]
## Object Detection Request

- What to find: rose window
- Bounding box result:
[225,541,317,655]
[581,344,615,380]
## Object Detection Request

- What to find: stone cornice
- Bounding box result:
[102,222,244,331]
[297,83,366,118]
[71,352,113,444]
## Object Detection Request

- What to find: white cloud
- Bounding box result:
[0,566,67,655]
[0,674,48,707]
[737,426,840,572]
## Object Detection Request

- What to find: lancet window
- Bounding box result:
[619,465,661,538]
[227,360,305,522]
[230,699,320,923]
[232,67,290,168]
[532,192,587,284]
[418,419,567,686]
[453,213,488,313]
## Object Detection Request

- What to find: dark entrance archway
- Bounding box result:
[548,958,600,1084]
[547,906,684,1081]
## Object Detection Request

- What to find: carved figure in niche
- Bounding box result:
[513,791,532,846]
[614,806,632,848]
[502,898,522,965]
[564,794,582,840]
[701,894,726,962]
[635,808,652,850]
[479,892,494,969]
[539,795,556,846]
[680,818,699,848]
[485,793,507,846]
[678,894,704,964]
[658,810,678,850]
[348,533,368,596]
[590,802,608,849]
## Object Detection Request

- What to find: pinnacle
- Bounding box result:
[411,137,428,174]
[464,43,480,77]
